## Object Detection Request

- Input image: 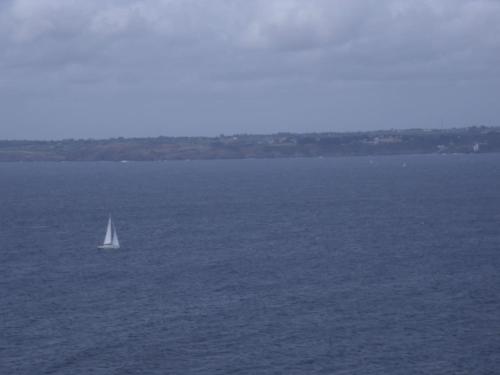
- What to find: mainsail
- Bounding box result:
[104,218,113,245]
[112,225,120,248]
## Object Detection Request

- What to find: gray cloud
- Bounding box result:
[0,0,499,139]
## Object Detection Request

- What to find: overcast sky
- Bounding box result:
[1,0,499,139]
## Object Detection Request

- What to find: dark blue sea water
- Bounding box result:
[1,155,500,374]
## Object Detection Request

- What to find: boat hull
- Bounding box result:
[98,245,120,249]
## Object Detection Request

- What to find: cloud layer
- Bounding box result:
[0,0,499,138]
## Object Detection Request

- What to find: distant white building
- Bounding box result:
[473,143,480,152]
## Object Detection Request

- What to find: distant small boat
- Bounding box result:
[98,216,120,249]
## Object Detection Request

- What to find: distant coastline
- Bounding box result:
[1,126,499,162]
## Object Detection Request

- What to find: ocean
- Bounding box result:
[1,154,500,374]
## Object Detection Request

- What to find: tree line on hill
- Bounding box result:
[0,126,499,161]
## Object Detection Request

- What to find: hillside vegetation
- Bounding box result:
[1,127,499,161]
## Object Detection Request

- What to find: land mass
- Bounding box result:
[1,126,499,161]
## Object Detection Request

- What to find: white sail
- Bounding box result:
[103,218,113,245]
[99,216,120,249]
[112,225,120,248]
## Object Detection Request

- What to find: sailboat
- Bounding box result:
[98,216,120,249]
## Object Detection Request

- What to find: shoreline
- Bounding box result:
[1,126,498,162]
